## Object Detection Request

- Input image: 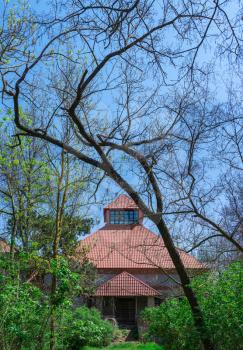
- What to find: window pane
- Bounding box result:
[109,210,139,224]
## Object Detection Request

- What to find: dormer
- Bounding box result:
[104,194,143,225]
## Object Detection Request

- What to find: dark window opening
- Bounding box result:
[155,297,163,306]
[109,210,138,224]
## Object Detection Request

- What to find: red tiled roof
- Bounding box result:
[0,239,10,253]
[76,224,205,270]
[95,271,159,296]
[104,194,139,209]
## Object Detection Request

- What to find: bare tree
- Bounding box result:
[1,1,242,349]
[157,83,242,253]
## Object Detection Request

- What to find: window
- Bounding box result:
[109,210,138,224]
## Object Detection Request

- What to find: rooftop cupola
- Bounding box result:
[104,194,143,225]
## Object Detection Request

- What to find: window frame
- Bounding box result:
[109,209,139,224]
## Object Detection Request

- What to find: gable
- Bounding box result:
[104,194,139,210]
[95,271,159,296]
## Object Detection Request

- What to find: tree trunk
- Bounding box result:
[49,151,67,350]
[49,214,60,350]
[10,217,17,260]
[156,219,215,350]
[50,274,57,350]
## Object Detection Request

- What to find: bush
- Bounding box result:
[0,273,49,349]
[59,306,114,349]
[142,298,199,350]
[0,255,111,350]
[142,262,243,350]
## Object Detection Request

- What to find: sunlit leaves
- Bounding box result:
[143,263,243,350]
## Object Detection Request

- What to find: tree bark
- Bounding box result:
[49,151,68,350]
[50,275,57,350]
[10,217,17,260]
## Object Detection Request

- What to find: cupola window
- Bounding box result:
[109,210,138,224]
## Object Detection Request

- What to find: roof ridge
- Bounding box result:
[122,271,159,294]
[98,270,127,286]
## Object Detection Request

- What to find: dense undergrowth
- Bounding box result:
[0,256,242,350]
[142,262,243,350]
[0,255,112,350]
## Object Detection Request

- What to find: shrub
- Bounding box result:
[0,255,102,350]
[142,262,243,350]
[142,298,199,350]
[59,306,114,349]
[0,273,49,350]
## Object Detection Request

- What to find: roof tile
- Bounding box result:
[104,194,139,209]
[76,224,205,270]
[95,271,159,296]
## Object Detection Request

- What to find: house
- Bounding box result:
[75,194,205,327]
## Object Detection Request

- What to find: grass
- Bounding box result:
[84,342,164,350]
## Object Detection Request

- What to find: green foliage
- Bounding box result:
[28,213,93,256]
[58,306,114,349]
[48,256,96,306]
[197,262,243,349]
[84,342,164,350]
[136,343,164,350]
[0,116,53,252]
[0,259,49,349]
[0,116,92,256]
[142,262,243,350]
[142,298,198,350]
[0,254,98,350]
